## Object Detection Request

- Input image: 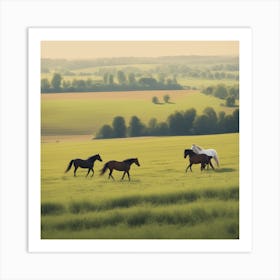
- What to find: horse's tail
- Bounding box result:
[100,162,109,176]
[213,155,220,167]
[65,160,74,173]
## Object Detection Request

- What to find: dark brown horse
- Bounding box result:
[184,149,214,172]
[100,158,140,181]
[65,154,103,177]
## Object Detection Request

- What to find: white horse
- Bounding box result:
[191,144,220,167]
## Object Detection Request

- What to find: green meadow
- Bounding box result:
[41,133,239,239]
[41,90,238,136]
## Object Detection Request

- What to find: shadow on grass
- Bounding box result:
[154,102,176,105]
[215,168,236,173]
[41,202,65,215]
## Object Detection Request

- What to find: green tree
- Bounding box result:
[232,109,239,132]
[103,73,109,84]
[108,74,114,85]
[158,73,166,84]
[128,73,136,85]
[51,73,62,90]
[152,96,159,104]
[156,122,169,136]
[226,96,235,107]
[224,115,235,133]
[229,85,239,99]
[112,116,127,138]
[147,118,158,135]
[203,107,218,133]
[72,79,86,90]
[172,75,178,84]
[41,78,50,92]
[97,124,114,139]
[62,80,71,90]
[117,71,127,85]
[128,116,145,137]
[214,84,228,99]
[217,111,226,133]
[202,86,214,95]
[193,115,209,135]
[168,111,185,135]
[183,108,196,134]
[163,94,170,103]
[139,77,158,88]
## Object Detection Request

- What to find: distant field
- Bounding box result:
[41,64,161,82]
[177,77,238,89]
[41,133,239,239]
[41,90,238,136]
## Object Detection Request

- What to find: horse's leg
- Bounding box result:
[86,168,91,177]
[201,163,206,171]
[186,164,190,172]
[91,168,94,177]
[127,171,130,181]
[209,160,215,170]
[121,172,126,180]
[190,164,193,172]
[213,155,219,167]
[74,166,78,176]
[109,169,115,180]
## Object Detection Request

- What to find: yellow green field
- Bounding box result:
[41,133,239,239]
[41,90,238,136]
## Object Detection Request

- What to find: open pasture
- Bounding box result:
[42,90,238,136]
[41,133,239,239]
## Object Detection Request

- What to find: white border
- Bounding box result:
[1,1,279,279]
[28,27,252,253]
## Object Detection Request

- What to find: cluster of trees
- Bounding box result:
[201,84,239,107]
[96,107,239,139]
[152,94,171,104]
[41,72,182,93]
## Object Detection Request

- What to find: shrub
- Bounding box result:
[152,96,159,104]
[163,94,170,103]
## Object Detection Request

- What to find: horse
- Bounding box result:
[65,154,103,177]
[100,158,140,181]
[184,149,214,172]
[191,144,220,167]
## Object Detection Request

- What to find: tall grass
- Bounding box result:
[42,185,238,215]
[41,201,239,238]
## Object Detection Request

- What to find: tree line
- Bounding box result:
[96,107,239,139]
[41,56,238,71]
[41,72,182,93]
[201,84,239,107]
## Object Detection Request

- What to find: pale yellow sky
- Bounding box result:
[41,41,239,59]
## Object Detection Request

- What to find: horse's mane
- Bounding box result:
[87,154,99,160]
[123,158,136,163]
[193,144,203,151]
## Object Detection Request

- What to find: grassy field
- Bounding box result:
[41,90,238,136]
[177,77,238,89]
[41,133,239,239]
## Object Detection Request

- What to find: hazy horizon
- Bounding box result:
[41,41,239,60]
